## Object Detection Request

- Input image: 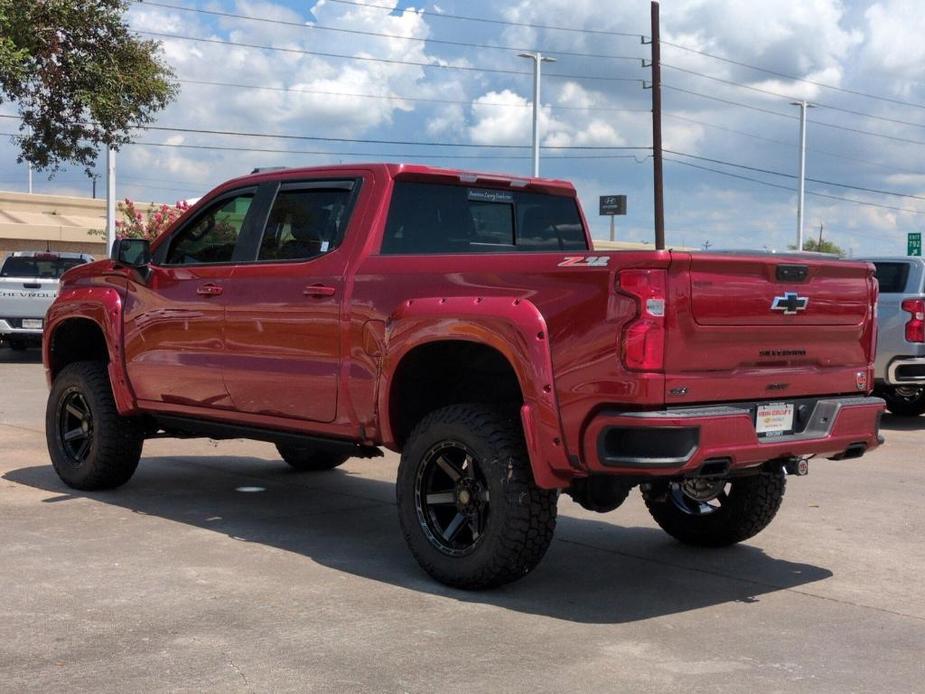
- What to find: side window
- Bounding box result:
[381,182,589,254]
[873,262,911,293]
[257,187,353,262]
[164,193,254,265]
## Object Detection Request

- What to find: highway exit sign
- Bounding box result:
[909,232,922,256]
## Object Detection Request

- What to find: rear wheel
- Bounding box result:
[46,361,144,490]
[882,386,925,417]
[642,471,785,547]
[396,404,557,589]
[276,443,350,471]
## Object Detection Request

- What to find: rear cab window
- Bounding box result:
[873,262,912,293]
[381,181,588,254]
[256,181,357,262]
[0,255,87,278]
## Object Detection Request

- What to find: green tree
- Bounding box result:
[0,0,177,174]
[789,237,845,256]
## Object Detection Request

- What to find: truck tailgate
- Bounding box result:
[0,278,59,319]
[665,252,877,403]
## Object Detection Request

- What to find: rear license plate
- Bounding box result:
[21,319,43,329]
[755,403,794,438]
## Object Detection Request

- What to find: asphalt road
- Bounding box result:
[1,347,923,693]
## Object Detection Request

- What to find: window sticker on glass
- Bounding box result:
[467,189,514,204]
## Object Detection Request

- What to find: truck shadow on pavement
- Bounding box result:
[879,413,924,431]
[6,455,833,625]
[0,347,42,364]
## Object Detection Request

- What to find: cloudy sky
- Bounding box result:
[3,0,925,255]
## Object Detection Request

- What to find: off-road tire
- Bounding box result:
[882,388,925,417]
[396,404,558,590]
[46,361,144,490]
[276,443,350,471]
[642,470,786,547]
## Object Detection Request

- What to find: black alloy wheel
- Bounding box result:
[46,361,144,490]
[414,441,490,557]
[58,390,95,465]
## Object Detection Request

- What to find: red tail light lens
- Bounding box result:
[902,298,925,343]
[618,269,667,371]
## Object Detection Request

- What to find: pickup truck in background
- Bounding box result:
[41,164,884,589]
[0,251,94,350]
[864,256,925,416]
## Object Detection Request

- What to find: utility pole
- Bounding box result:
[703,240,712,251]
[91,174,98,200]
[645,1,665,250]
[791,100,814,250]
[818,223,824,247]
[106,147,116,255]
[518,51,556,178]
[27,161,32,194]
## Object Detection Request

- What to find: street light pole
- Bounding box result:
[791,100,814,251]
[106,147,116,255]
[518,51,556,178]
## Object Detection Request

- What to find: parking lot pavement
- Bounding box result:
[1,348,923,693]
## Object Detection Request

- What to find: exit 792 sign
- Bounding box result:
[909,232,922,257]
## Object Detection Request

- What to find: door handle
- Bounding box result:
[196,284,224,296]
[303,284,336,297]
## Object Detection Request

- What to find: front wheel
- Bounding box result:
[45,361,144,490]
[396,404,558,589]
[642,470,785,547]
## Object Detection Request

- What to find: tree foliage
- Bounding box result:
[790,237,846,257]
[0,0,177,174]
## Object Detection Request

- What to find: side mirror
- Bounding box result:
[111,238,151,268]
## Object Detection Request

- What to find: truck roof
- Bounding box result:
[216,163,577,196]
[7,251,95,261]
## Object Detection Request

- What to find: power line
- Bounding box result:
[134,1,645,62]
[324,0,645,38]
[664,156,925,215]
[0,112,650,150]
[661,39,925,111]
[124,140,650,160]
[666,150,925,201]
[662,63,925,131]
[137,31,643,84]
[664,113,925,177]
[663,83,925,147]
[175,78,652,113]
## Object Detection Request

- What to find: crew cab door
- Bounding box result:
[122,188,259,409]
[221,179,359,422]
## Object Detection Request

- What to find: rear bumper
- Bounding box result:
[581,396,885,477]
[0,319,43,339]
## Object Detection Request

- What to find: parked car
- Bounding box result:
[0,251,94,350]
[42,164,884,589]
[863,256,925,415]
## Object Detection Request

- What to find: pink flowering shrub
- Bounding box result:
[114,198,190,240]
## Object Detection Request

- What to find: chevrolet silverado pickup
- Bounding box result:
[863,256,925,416]
[42,164,884,589]
[0,251,94,349]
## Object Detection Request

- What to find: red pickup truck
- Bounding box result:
[43,163,884,589]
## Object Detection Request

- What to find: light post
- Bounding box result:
[791,100,815,251]
[106,147,116,255]
[518,51,556,178]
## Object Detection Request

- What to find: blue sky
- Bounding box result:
[2,0,925,255]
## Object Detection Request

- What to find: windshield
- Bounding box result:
[0,256,87,279]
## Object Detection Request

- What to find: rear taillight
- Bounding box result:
[618,269,667,371]
[902,298,925,343]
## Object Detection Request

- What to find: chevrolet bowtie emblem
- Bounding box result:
[771,292,809,315]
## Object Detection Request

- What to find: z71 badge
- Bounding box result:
[558,256,610,267]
